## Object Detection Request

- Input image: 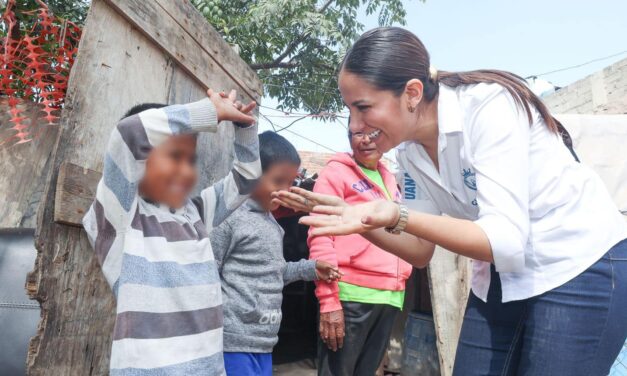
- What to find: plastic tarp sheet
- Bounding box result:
[556,114,627,216]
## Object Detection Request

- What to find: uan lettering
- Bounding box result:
[403,173,416,199]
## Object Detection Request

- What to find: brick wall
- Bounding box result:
[298,150,336,174]
[544,57,627,114]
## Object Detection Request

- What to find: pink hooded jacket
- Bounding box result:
[308,153,413,313]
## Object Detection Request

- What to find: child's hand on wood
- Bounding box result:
[315,260,343,283]
[207,88,256,126]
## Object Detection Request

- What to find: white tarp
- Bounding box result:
[426,114,627,376]
[556,114,627,216]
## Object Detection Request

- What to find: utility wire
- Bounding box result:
[258,104,348,116]
[258,112,277,132]
[274,115,309,132]
[526,49,627,78]
[260,49,627,120]
[259,111,339,153]
[258,104,318,116]
[263,82,340,95]
[255,49,626,162]
[282,127,338,153]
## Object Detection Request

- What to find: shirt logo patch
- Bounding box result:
[462,168,477,190]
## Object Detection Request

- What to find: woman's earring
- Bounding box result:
[407,104,416,113]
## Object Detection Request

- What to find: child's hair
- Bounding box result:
[259,131,301,172]
[122,102,167,119]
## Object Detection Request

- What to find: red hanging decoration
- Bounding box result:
[0,0,82,145]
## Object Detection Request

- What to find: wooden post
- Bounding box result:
[25,1,261,374]
[428,248,472,376]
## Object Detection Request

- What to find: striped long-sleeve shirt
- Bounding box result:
[82,98,261,375]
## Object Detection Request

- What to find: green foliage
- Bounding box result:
[1,0,418,115]
[0,0,89,31]
[191,0,418,115]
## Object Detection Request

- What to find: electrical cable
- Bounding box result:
[525,49,627,78]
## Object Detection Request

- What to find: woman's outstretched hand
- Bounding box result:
[300,199,401,236]
[271,187,403,236]
[271,186,346,213]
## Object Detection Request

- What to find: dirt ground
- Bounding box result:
[273,359,398,376]
[273,359,317,376]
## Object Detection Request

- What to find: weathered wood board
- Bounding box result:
[0,101,60,229]
[53,162,101,227]
[427,248,472,376]
[25,0,261,374]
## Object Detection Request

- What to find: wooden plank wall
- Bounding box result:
[25,0,261,374]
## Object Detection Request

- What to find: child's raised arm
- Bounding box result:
[82,89,251,285]
[194,92,261,232]
[83,98,218,250]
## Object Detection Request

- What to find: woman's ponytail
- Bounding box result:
[342,27,558,133]
[438,69,558,132]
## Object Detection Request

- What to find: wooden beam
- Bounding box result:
[103,0,262,102]
[153,0,262,99]
[428,247,472,376]
[54,162,101,227]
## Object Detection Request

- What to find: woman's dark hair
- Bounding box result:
[341,27,558,132]
[259,131,301,172]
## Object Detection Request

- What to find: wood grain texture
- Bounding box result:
[25,0,261,374]
[0,101,60,229]
[427,247,472,376]
[154,0,261,101]
[104,0,262,102]
[54,162,101,227]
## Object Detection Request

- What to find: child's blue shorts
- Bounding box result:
[224,352,272,376]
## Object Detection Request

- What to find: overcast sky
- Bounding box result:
[258,0,627,160]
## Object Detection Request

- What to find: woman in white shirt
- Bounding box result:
[272,27,627,376]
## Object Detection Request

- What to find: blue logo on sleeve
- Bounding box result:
[462,169,477,190]
[403,173,416,199]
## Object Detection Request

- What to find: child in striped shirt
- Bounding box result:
[82,89,260,375]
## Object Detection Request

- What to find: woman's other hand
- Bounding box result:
[315,260,344,283]
[320,309,345,352]
[301,200,400,236]
[271,186,346,213]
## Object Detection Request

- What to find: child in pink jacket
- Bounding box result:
[309,130,413,375]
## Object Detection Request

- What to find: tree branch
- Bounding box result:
[249,61,300,70]
[250,0,335,71]
[317,0,335,13]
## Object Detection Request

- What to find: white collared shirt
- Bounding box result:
[397,83,627,302]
